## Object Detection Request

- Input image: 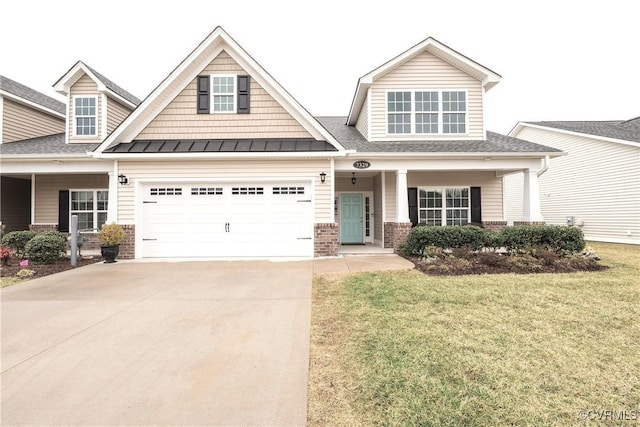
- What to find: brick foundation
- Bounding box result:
[29,224,58,232]
[314,223,338,257]
[118,225,136,259]
[383,222,412,252]
[513,221,546,226]
[482,221,508,231]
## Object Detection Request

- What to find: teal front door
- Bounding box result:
[340,193,363,244]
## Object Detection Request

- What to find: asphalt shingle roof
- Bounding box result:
[524,119,640,144]
[0,134,97,155]
[317,116,562,153]
[84,63,141,106]
[0,75,65,114]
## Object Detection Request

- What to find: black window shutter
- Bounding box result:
[237,75,250,114]
[58,190,70,232]
[197,76,210,114]
[408,187,418,226]
[470,187,482,224]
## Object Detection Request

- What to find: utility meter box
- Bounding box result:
[566,216,575,226]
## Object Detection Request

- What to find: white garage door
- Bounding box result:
[141,182,313,258]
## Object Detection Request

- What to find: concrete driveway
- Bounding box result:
[1,260,312,426]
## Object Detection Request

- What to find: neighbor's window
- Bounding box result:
[212,75,236,112]
[70,190,108,230]
[387,90,466,135]
[74,96,97,136]
[418,187,469,226]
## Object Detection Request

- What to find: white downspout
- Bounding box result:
[537,155,550,177]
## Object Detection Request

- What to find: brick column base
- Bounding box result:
[383,222,412,252]
[482,221,508,231]
[314,223,338,257]
[118,225,136,259]
[514,221,546,226]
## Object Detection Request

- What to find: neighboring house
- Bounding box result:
[504,120,640,245]
[0,27,563,258]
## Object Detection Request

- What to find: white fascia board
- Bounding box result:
[93,151,346,160]
[342,151,566,159]
[0,90,66,119]
[511,122,640,149]
[103,90,137,110]
[1,158,113,174]
[334,157,543,172]
[346,80,369,125]
[97,27,345,154]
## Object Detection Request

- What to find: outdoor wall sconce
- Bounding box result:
[118,174,129,185]
[320,172,327,183]
[351,172,357,186]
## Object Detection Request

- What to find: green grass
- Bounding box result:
[309,242,640,426]
[0,276,26,288]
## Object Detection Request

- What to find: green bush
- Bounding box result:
[403,225,486,255]
[25,231,67,263]
[501,225,585,254]
[1,230,37,257]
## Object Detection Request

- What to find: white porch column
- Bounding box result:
[522,169,543,222]
[395,169,410,223]
[107,170,118,224]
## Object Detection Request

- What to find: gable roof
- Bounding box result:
[0,75,65,117]
[53,61,141,108]
[511,119,640,146]
[95,26,345,155]
[347,37,502,125]
[318,116,562,156]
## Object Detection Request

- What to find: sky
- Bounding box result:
[2,0,638,135]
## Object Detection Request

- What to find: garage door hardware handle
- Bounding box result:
[297,199,312,203]
[225,222,230,232]
[143,238,157,241]
[297,237,312,240]
[143,201,157,204]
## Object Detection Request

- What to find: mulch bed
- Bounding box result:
[404,251,609,276]
[1,257,102,279]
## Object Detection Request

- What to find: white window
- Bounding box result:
[212,75,236,112]
[70,190,108,231]
[418,187,469,226]
[387,90,466,135]
[74,96,97,136]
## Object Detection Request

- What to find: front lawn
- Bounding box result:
[308,242,640,426]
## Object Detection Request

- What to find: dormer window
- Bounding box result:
[387,90,466,135]
[74,96,97,136]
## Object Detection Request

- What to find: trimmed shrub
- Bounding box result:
[25,231,67,264]
[403,225,486,255]
[501,225,585,254]
[1,230,37,257]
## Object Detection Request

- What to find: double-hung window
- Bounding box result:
[74,96,97,136]
[70,190,108,231]
[418,187,470,226]
[387,90,466,135]
[212,75,236,112]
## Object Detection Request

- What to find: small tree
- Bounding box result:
[98,224,125,246]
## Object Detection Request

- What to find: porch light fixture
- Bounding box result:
[118,174,129,185]
[351,172,357,186]
[319,172,327,183]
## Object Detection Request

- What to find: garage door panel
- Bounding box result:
[141,182,313,258]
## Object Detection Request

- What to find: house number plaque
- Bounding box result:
[353,161,371,169]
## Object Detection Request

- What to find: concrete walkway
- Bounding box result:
[2,260,312,426]
[313,254,415,275]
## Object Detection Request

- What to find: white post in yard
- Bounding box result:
[70,215,78,267]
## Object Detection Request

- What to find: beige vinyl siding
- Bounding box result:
[407,171,503,221]
[374,173,383,243]
[385,172,396,221]
[370,51,484,141]
[505,126,640,244]
[355,93,368,139]
[34,174,109,224]
[2,99,64,143]
[135,51,312,140]
[106,97,132,135]
[69,74,102,143]
[117,159,332,222]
